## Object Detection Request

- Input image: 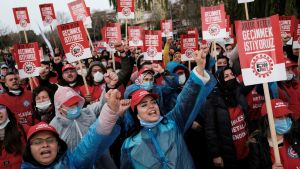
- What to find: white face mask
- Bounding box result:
[101,62,107,68]
[286,72,294,81]
[0,118,10,129]
[115,69,121,74]
[93,71,104,82]
[36,100,52,111]
[77,69,87,77]
[178,74,186,85]
[9,90,21,95]
[69,82,77,87]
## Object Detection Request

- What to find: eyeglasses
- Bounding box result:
[30,137,57,146]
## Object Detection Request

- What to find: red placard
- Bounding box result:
[161,19,173,37]
[279,16,296,38]
[39,3,56,26]
[293,19,300,49]
[102,23,122,52]
[86,7,91,16]
[128,26,144,47]
[13,42,41,78]
[201,4,227,40]
[143,30,162,60]
[68,0,91,27]
[180,34,198,61]
[117,0,135,19]
[235,15,286,86]
[12,7,30,30]
[57,21,91,63]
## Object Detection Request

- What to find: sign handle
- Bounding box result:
[50,25,58,48]
[188,60,191,71]
[29,78,34,92]
[111,51,116,71]
[125,19,128,41]
[298,50,300,80]
[263,83,281,164]
[23,30,28,44]
[84,25,94,52]
[244,3,250,20]
[78,60,90,95]
[212,41,218,71]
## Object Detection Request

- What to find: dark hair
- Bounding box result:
[1,105,26,155]
[4,72,17,80]
[23,132,68,166]
[41,61,50,66]
[32,87,55,122]
[86,62,107,86]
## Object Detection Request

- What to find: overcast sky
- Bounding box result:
[0,0,113,34]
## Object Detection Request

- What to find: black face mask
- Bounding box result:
[224,78,239,91]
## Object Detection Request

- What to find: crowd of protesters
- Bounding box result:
[0,34,299,169]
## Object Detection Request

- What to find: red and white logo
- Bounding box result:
[147,47,157,58]
[70,43,84,57]
[250,53,274,78]
[122,7,131,16]
[208,24,220,37]
[45,16,53,24]
[23,62,36,74]
[20,19,28,28]
[185,49,195,59]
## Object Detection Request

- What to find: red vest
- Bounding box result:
[79,84,104,103]
[0,90,33,125]
[246,89,265,120]
[229,107,249,160]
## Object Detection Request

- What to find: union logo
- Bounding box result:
[250,53,274,78]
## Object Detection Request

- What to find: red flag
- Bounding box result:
[12,7,30,30]
[39,3,56,26]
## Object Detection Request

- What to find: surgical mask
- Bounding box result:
[69,82,77,87]
[286,72,294,81]
[0,118,10,129]
[36,100,52,111]
[9,90,21,95]
[101,61,107,67]
[141,81,154,91]
[139,116,163,128]
[178,74,186,85]
[115,69,121,74]
[66,106,81,120]
[77,69,87,77]
[93,71,104,82]
[275,117,292,135]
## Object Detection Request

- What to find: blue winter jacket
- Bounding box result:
[120,70,217,169]
[21,119,120,169]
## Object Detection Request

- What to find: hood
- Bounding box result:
[54,86,85,114]
[124,84,141,99]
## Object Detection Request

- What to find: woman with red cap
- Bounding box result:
[0,104,27,169]
[248,99,300,169]
[120,50,217,169]
[22,89,130,168]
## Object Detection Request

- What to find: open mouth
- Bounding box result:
[40,150,51,157]
[148,110,157,116]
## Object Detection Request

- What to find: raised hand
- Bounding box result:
[104,71,119,88]
[193,50,206,76]
[118,99,131,116]
[105,89,122,113]
[152,63,164,74]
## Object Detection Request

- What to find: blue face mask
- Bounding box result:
[139,116,163,128]
[140,81,154,91]
[66,106,81,120]
[275,117,292,135]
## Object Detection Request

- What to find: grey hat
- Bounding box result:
[1,64,8,69]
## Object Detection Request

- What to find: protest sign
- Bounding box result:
[143,30,162,60]
[13,7,30,30]
[161,19,173,37]
[180,34,198,61]
[235,15,286,86]
[68,0,92,28]
[293,19,300,49]
[238,0,254,3]
[201,4,227,40]
[102,23,122,52]
[128,26,144,47]
[117,0,134,19]
[13,42,41,78]
[57,21,91,63]
[39,3,56,27]
[279,16,296,38]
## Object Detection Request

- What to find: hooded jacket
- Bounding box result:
[120,68,217,169]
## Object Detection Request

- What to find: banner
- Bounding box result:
[57,21,91,63]
[238,0,254,3]
[13,42,41,78]
[128,26,144,47]
[293,19,300,49]
[117,0,134,19]
[68,0,92,28]
[181,34,198,61]
[12,7,31,30]
[235,15,286,86]
[102,23,122,52]
[201,4,227,40]
[161,19,173,37]
[143,30,162,60]
[39,3,56,27]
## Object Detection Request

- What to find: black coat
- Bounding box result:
[203,86,249,169]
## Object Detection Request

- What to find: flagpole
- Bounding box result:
[78,60,90,95]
